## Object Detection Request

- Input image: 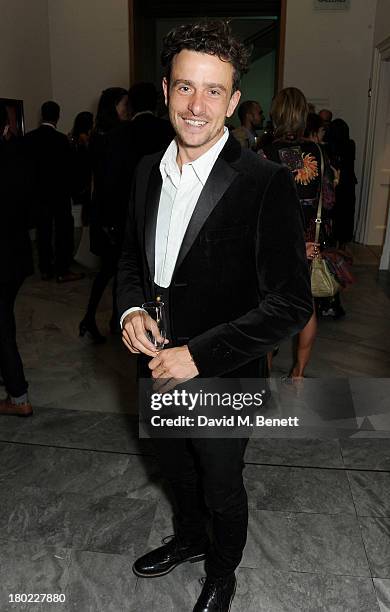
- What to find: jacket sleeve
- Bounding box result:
[116,165,147,317]
[188,166,313,376]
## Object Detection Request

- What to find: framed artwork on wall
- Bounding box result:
[0,98,25,137]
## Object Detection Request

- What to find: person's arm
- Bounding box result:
[116,169,147,317]
[187,165,313,377]
[116,164,162,357]
[119,307,145,329]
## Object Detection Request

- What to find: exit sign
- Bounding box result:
[314,0,351,9]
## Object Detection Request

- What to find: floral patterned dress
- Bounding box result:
[261,139,334,246]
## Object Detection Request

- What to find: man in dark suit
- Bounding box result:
[0,102,34,416]
[104,82,174,234]
[24,101,83,282]
[117,21,312,612]
[232,99,264,150]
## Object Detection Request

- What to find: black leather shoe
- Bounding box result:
[193,574,236,612]
[132,535,209,578]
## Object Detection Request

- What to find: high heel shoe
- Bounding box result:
[79,318,106,344]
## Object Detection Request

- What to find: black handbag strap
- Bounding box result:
[314,144,325,244]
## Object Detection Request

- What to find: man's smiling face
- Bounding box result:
[163,49,241,159]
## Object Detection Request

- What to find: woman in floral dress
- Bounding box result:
[261,88,334,379]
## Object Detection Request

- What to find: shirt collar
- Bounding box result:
[41,122,56,129]
[160,127,229,186]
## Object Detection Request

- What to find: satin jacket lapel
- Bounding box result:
[173,157,238,273]
[144,162,162,281]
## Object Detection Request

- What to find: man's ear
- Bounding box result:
[226,89,241,118]
[162,77,169,107]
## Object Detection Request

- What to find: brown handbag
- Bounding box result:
[311,255,340,297]
[310,146,340,298]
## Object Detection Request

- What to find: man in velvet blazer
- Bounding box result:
[117,21,312,612]
[118,136,311,377]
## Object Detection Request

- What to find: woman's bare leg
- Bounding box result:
[290,310,317,378]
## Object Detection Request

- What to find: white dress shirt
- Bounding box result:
[120,128,229,326]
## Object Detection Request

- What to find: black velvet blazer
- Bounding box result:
[117,135,313,378]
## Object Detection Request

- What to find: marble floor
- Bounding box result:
[0,244,389,611]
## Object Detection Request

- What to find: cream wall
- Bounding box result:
[0,0,129,133]
[374,0,390,46]
[48,0,130,133]
[0,0,52,131]
[373,0,390,262]
[283,0,377,203]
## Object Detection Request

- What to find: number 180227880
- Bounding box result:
[9,593,66,603]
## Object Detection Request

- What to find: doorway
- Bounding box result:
[357,37,390,271]
[128,0,285,122]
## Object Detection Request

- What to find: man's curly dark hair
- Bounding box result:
[161,21,251,94]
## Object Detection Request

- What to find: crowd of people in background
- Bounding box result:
[78,83,173,343]
[258,91,355,379]
[0,78,356,414]
[232,97,357,258]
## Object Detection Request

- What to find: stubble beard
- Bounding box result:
[173,116,225,150]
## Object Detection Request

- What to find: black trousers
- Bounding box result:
[36,199,74,276]
[143,284,249,577]
[0,276,28,398]
[153,437,248,578]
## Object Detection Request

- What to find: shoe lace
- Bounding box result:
[161,535,175,545]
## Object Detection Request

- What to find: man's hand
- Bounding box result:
[149,346,199,393]
[122,310,168,357]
